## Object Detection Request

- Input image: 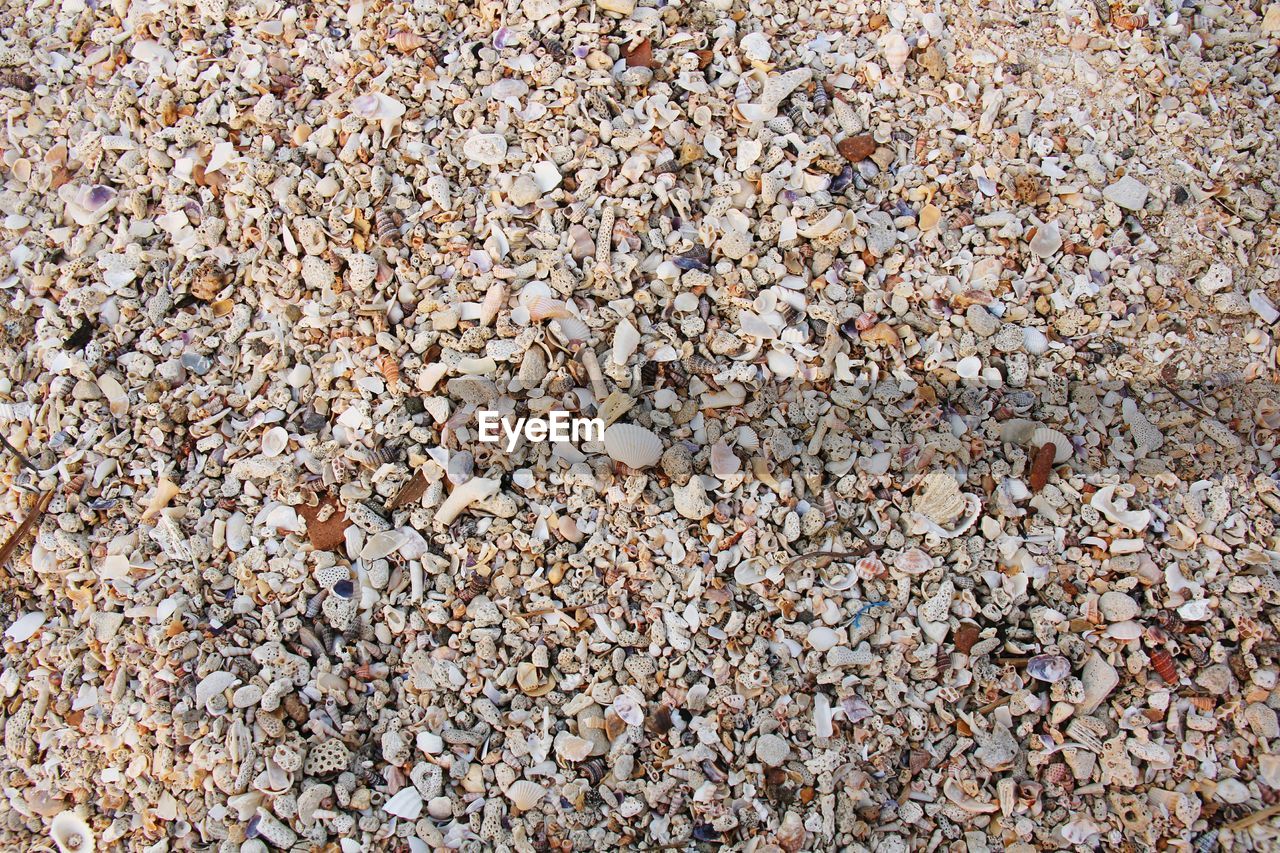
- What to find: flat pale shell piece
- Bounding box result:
[603,423,663,468]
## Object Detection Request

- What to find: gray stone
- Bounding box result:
[1103,175,1149,211]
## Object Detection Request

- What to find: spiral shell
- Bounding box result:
[190,259,226,301]
[880,30,909,75]
[390,30,428,52]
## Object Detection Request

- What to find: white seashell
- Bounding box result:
[1104,620,1143,641]
[350,92,406,121]
[5,611,46,642]
[195,670,239,710]
[798,209,843,238]
[506,780,547,812]
[735,562,767,585]
[1031,427,1073,464]
[435,477,501,525]
[892,548,933,576]
[736,425,761,452]
[463,132,508,166]
[740,32,772,62]
[954,355,981,380]
[97,374,128,417]
[552,316,591,344]
[943,778,997,814]
[50,811,95,853]
[1023,327,1049,354]
[1089,485,1152,532]
[479,282,506,327]
[880,30,909,75]
[603,423,663,468]
[612,319,640,366]
[612,693,644,727]
[361,529,408,561]
[261,426,288,457]
[384,786,424,820]
[554,731,594,762]
[426,175,452,210]
[807,626,841,652]
[814,693,835,738]
[709,440,741,479]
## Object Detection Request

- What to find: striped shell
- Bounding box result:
[390,31,429,52]
[506,780,547,811]
[603,424,663,469]
[1031,427,1073,463]
[893,548,933,576]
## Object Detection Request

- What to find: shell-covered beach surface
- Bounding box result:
[2,0,1280,849]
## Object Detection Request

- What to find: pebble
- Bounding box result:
[1102,175,1150,211]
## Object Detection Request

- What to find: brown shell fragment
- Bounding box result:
[1029,442,1056,493]
[296,495,349,552]
[386,470,430,510]
[837,134,876,162]
[624,38,654,68]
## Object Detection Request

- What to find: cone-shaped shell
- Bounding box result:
[603,423,663,468]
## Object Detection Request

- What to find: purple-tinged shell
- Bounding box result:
[830,165,854,193]
[1026,654,1071,683]
[493,27,511,49]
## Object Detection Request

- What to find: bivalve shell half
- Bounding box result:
[50,811,95,853]
[892,548,933,576]
[1031,427,1073,463]
[506,780,547,812]
[603,423,663,469]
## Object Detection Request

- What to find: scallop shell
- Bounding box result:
[552,316,591,345]
[524,295,571,322]
[735,425,761,452]
[50,811,95,853]
[1031,427,1073,464]
[384,785,424,820]
[892,548,933,576]
[912,471,967,526]
[854,555,885,580]
[603,423,663,468]
[506,780,547,811]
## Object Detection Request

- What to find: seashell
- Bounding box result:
[943,778,997,814]
[612,693,644,727]
[426,175,452,210]
[1030,427,1073,463]
[350,92,406,121]
[1023,327,1049,354]
[524,295,571,322]
[389,30,429,52]
[65,184,118,226]
[1026,654,1071,683]
[554,731,594,762]
[807,626,841,652]
[97,374,128,417]
[552,316,590,345]
[261,426,288,458]
[195,671,239,711]
[50,811,95,853]
[955,355,981,380]
[5,611,46,642]
[506,780,546,812]
[1090,485,1151,532]
[383,785,423,820]
[709,440,741,479]
[735,425,761,452]
[755,732,791,766]
[1150,648,1178,683]
[612,319,640,366]
[1104,620,1143,641]
[880,30,909,75]
[776,811,806,853]
[516,662,555,696]
[912,471,967,526]
[1255,397,1280,430]
[603,423,663,468]
[854,555,885,580]
[859,321,900,349]
[735,562,768,585]
[141,476,181,521]
[463,132,508,166]
[892,548,933,576]
[434,477,500,525]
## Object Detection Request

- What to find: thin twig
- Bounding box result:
[0,433,38,474]
[1160,380,1215,419]
[0,491,54,570]
[1225,801,1280,832]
